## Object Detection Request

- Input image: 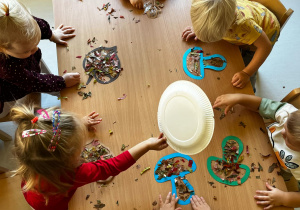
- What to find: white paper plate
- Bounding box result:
[157,80,214,155]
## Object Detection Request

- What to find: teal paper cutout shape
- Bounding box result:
[182,47,227,80]
[207,136,250,186]
[154,153,196,205]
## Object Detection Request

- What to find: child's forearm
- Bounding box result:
[128,140,150,161]
[282,191,300,208]
[235,94,262,112]
[243,32,272,76]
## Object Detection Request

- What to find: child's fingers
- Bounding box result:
[158,132,164,139]
[255,190,269,196]
[256,200,270,205]
[182,31,190,39]
[159,195,164,206]
[165,192,171,204]
[200,197,207,205]
[265,182,274,190]
[88,111,96,116]
[91,112,99,119]
[186,33,195,41]
[170,193,176,205]
[254,195,270,201]
[191,196,198,207]
[264,204,274,210]
[224,105,233,115]
[58,24,64,29]
[190,198,196,208]
[63,34,76,39]
[181,27,191,37]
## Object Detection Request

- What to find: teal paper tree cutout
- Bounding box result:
[207,136,250,186]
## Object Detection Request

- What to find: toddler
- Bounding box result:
[182,0,280,91]
[213,93,300,209]
[11,104,168,210]
[0,0,80,117]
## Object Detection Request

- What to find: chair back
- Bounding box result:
[281,88,300,109]
[250,0,294,31]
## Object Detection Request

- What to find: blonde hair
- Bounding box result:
[0,0,40,51]
[190,0,236,42]
[287,110,300,142]
[11,104,86,203]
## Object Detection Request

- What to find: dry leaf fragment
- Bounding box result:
[268,163,278,173]
[76,56,82,58]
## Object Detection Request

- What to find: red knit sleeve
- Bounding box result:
[74,151,136,187]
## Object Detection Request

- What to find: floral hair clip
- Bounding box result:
[22,129,47,138]
[48,110,61,152]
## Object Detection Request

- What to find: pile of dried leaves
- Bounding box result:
[155,157,193,180]
[175,177,194,201]
[211,140,245,184]
[81,140,113,162]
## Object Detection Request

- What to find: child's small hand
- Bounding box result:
[129,0,143,9]
[147,133,168,151]
[213,94,240,115]
[82,111,102,132]
[50,24,76,46]
[254,182,286,209]
[182,26,198,41]
[190,195,211,210]
[231,71,250,88]
[63,72,80,87]
[159,192,182,210]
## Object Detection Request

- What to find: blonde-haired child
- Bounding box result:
[213,93,300,209]
[0,0,80,117]
[11,104,168,210]
[182,0,280,91]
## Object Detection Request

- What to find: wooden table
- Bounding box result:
[53,0,291,209]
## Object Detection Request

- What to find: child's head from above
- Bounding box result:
[282,110,300,151]
[0,0,41,59]
[11,104,86,197]
[190,0,236,42]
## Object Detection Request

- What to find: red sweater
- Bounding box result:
[22,151,135,210]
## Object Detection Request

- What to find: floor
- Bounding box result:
[0,0,299,208]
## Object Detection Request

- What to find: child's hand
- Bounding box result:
[190,195,211,210]
[63,72,80,87]
[147,133,168,151]
[159,192,182,210]
[231,71,250,88]
[182,26,198,41]
[82,111,102,132]
[254,182,286,209]
[129,0,143,9]
[50,24,76,46]
[213,94,240,115]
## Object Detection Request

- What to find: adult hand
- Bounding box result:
[182,26,198,41]
[62,72,80,87]
[147,133,168,151]
[159,192,182,210]
[231,71,250,88]
[82,111,102,132]
[254,182,286,209]
[50,24,76,45]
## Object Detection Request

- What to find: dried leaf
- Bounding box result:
[120,15,124,19]
[140,167,150,175]
[63,70,67,74]
[239,121,246,128]
[86,194,90,200]
[260,153,271,158]
[256,176,260,179]
[268,163,278,173]
[260,127,266,133]
[152,201,157,206]
[76,56,82,58]
[109,129,113,135]
[117,94,127,100]
[258,162,263,172]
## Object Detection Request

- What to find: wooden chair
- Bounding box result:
[250,0,294,31]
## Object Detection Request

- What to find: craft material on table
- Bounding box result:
[83,46,123,85]
[207,136,250,186]
[81,139,113,162]
[157,80,214,155]
[182,47,227,80]
[144,0,164,19]
[154,153,196,205]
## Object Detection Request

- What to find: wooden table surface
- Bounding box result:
[53,0,291,209]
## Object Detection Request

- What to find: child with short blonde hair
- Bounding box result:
[11,104,168,210]
[0,0,80,116]
[213,93,300,209]
[182,0,280,91]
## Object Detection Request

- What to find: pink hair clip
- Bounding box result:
[22,129,47,138]
[37,109,50,120]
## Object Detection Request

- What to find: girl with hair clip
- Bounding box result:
[11,104,168,210]
[213,93,300,209]
[0,0,80,117]
[182,0,280,92]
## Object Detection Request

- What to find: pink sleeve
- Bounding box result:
[74,151,136,187]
